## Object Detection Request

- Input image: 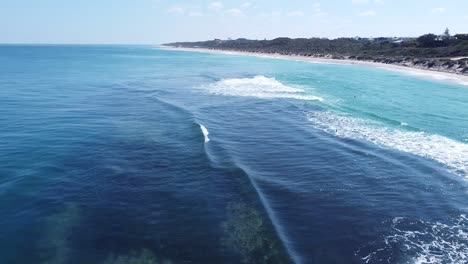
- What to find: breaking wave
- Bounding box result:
[308,111,468,178]
[199,124,210,143]
[356,215,468,264]
[202,75,323,101]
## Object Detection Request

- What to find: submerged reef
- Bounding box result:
[222,202,289,264]
[102,249,170,264]
[38,204,171,264]
[39,203,81,264]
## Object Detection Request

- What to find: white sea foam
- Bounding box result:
[379,67,468,86]
[202,75,323,101]
[308,111,468,178]
[199,124,210,143]
[357,215,468,264]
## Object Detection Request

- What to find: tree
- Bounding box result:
[417,33,439,47]
[444,28,450,37]
[443,28,451,39]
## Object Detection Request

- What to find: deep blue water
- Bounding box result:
[0,45,467,264]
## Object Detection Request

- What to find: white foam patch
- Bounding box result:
[357,215,468,264]
[308,111,468,178]
[379,67,468,86]
[199,124,210,143]
[202,75,323,101]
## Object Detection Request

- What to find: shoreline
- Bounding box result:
[160,46,468,86]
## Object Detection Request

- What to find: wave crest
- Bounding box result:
[199,124,210,143]
[202,75,323,101]
[308,111,468,178]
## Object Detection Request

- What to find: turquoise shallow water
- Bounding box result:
[0,45,467,264]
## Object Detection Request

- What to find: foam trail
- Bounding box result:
[199,124,210,143]
[201,75,323,101]
[308,111,468,178]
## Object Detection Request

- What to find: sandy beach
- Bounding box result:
[161,46,468,86]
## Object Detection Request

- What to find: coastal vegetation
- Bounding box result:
[165,29,468,74]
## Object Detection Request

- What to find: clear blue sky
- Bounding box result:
[1,0,467,44]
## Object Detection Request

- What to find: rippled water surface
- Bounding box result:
[0,45,467,264]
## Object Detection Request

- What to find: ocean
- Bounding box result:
[0,45,466,264]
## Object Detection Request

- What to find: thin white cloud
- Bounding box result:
[352,0,383,4]
[209,1,223,10]
[287,11,304,17]
[432,7,446,14]
[240,2,252,9]
[352,0,369,4]
[271,11,282,16]
[226,8,245,17]
[167,6,203,17]
[358,10,376,16]
[314,11,328,17]
[312,2,327,17]
[167,6,184,15]
[188,11,203,17]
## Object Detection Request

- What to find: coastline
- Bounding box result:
[160,46,468,86]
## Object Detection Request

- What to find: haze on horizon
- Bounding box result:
[1,0,467,44]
